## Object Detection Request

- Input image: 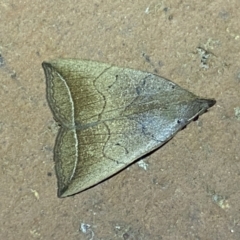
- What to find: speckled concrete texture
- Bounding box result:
[1,1,240,239]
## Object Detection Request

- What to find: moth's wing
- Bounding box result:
[43,59,215,197]
[42,60,111,127]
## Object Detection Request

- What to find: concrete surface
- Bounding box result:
[0,0,240,239]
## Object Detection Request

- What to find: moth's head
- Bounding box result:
[179,98,216,125]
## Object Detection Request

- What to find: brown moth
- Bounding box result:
[42,59,215,198]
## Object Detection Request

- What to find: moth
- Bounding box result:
[42,59,215,197]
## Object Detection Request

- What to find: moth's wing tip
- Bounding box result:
[56,175,72,198]
[205,98,216,108]
[193,98,216,118]
[42,61,50,68]
[57,186,70,198]
[58,188,85,198]
[42,61,53,79]
[57,180,85,198]
[197,98,216,111]
[57,193,64,198]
